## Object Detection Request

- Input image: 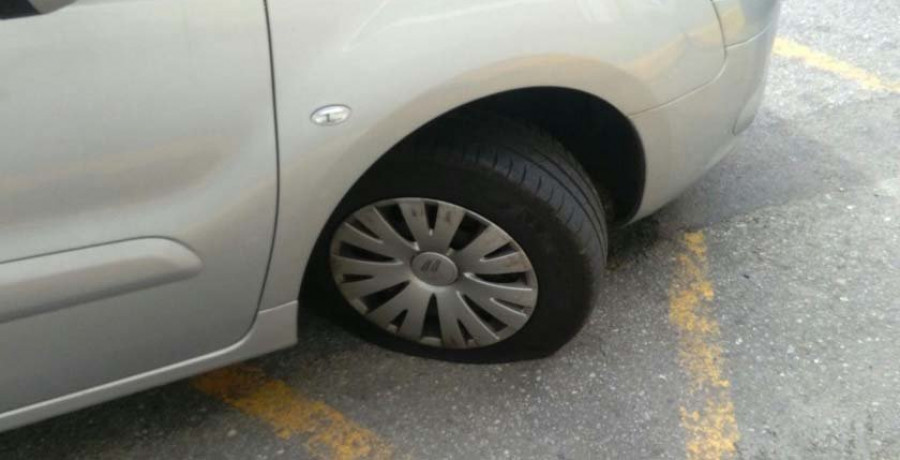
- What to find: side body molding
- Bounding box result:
[0,239,202,324]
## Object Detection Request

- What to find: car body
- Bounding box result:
[0,0,780,431]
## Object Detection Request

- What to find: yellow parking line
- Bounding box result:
[773,38,900,93]
[192,365,394,460]
[669,232,739,460]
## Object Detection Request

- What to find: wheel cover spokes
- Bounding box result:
[330,198,539,349]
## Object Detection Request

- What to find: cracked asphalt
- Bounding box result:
[1,0,899,458]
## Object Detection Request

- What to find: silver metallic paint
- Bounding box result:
[630,18,779,219]
[713,0,782,46]
[0,238,202,324]
[0,0,277,413]
[259,0,727,311]
[0,301,298,432]
[0,0,780,430]
[27,0,76,14]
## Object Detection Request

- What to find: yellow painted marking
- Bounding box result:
[192,365,394,460]
[669,232,739,460]
[773,38,900,93]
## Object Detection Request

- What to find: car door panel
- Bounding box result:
[0,0,277,411]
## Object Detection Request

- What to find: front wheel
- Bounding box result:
[309,112,608,360]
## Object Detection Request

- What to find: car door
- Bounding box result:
[0,0,277,412]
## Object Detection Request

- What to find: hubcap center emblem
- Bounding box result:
[411,252,459,286]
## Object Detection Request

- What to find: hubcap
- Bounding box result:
[411,252,458,286]
[330,198,539,349]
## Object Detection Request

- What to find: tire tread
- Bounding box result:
[395,111,608,282]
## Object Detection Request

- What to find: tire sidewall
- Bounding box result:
[307,154,596,361]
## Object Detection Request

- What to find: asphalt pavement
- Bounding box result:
[2,0,899,458]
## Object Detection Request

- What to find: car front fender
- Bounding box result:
[260,0,725,309]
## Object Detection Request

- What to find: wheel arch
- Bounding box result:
[264,63,650,311]
[262,0,728,309]
[397,87,646,224]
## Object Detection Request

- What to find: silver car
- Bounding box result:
[0,0,780,430]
